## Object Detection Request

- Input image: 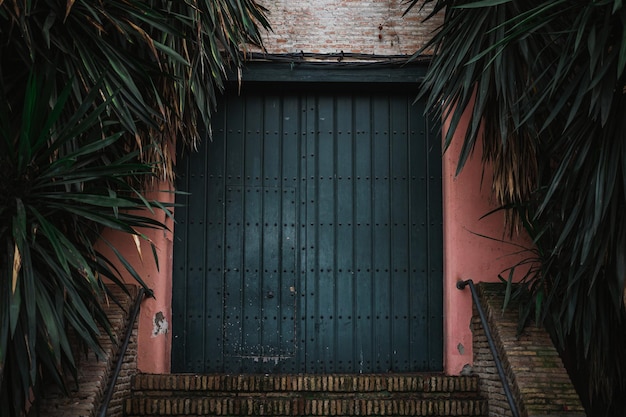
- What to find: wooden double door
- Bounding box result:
[172,80,443,373]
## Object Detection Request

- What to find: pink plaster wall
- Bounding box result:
[98,184,174,374]
[442,108,531,375]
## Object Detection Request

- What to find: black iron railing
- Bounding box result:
[97,287,147,417]
[457,279,521,417]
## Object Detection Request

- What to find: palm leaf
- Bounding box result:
[0,72,172,416]
[0,0,270,182]
[413,0,626,413]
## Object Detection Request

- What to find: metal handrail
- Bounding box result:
[97,287,147,417]
[457,279,521,417]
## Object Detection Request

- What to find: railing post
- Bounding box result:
[457,279,521,417]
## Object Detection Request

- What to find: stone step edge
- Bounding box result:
[125,397,488,416]
[126,414,485,417]
[132,374,480,394]
[130,392,483,400]
[126,414,486,417]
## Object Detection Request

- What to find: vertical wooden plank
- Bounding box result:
[304,94,319,372]
[407,96,430,370]
[204,101,227,372]
[316,94,336,371]
[261,95,282,361]
[280,94,301,372]
[222,93,247,372]
[334,94,356,373]
[424,99,444,370]
[171,141,190,372]
[353,94,373,373]
[371,93,392,372]
[390,94,411,371]
[240,94,264,371]
[297,93,309,373]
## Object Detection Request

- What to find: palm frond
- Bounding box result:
[413,0,626,413]
[0,73,171,416]
[0,0,270,182]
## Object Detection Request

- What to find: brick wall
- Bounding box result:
[255,0,441,56]
[30,286,141,417]
[471,283,585,417]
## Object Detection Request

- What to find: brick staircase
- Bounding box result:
[124,374,487,417]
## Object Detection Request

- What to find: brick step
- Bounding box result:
[130,374,480,394]
[125,374,487,416]
[125,396,487,416]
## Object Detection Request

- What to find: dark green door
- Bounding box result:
[172,81,443,373]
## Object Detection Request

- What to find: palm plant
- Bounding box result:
[0,1,270,416]
[0,72,171,416]
[409,0,626,414]
[0,0,269,180]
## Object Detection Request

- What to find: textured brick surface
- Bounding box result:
[126,397,486,416]
[30,286,141,417]
[131,374,480,394]
[106,319,139,417]
[125,374,487,416]
[472,283,585,417]
[254,0,442,56]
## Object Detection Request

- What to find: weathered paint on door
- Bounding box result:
[172,83,443,373]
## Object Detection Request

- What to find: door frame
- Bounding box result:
[171,62,443,373]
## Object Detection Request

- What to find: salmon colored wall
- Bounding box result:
[442,108,531,375]
[98,184,175,374]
